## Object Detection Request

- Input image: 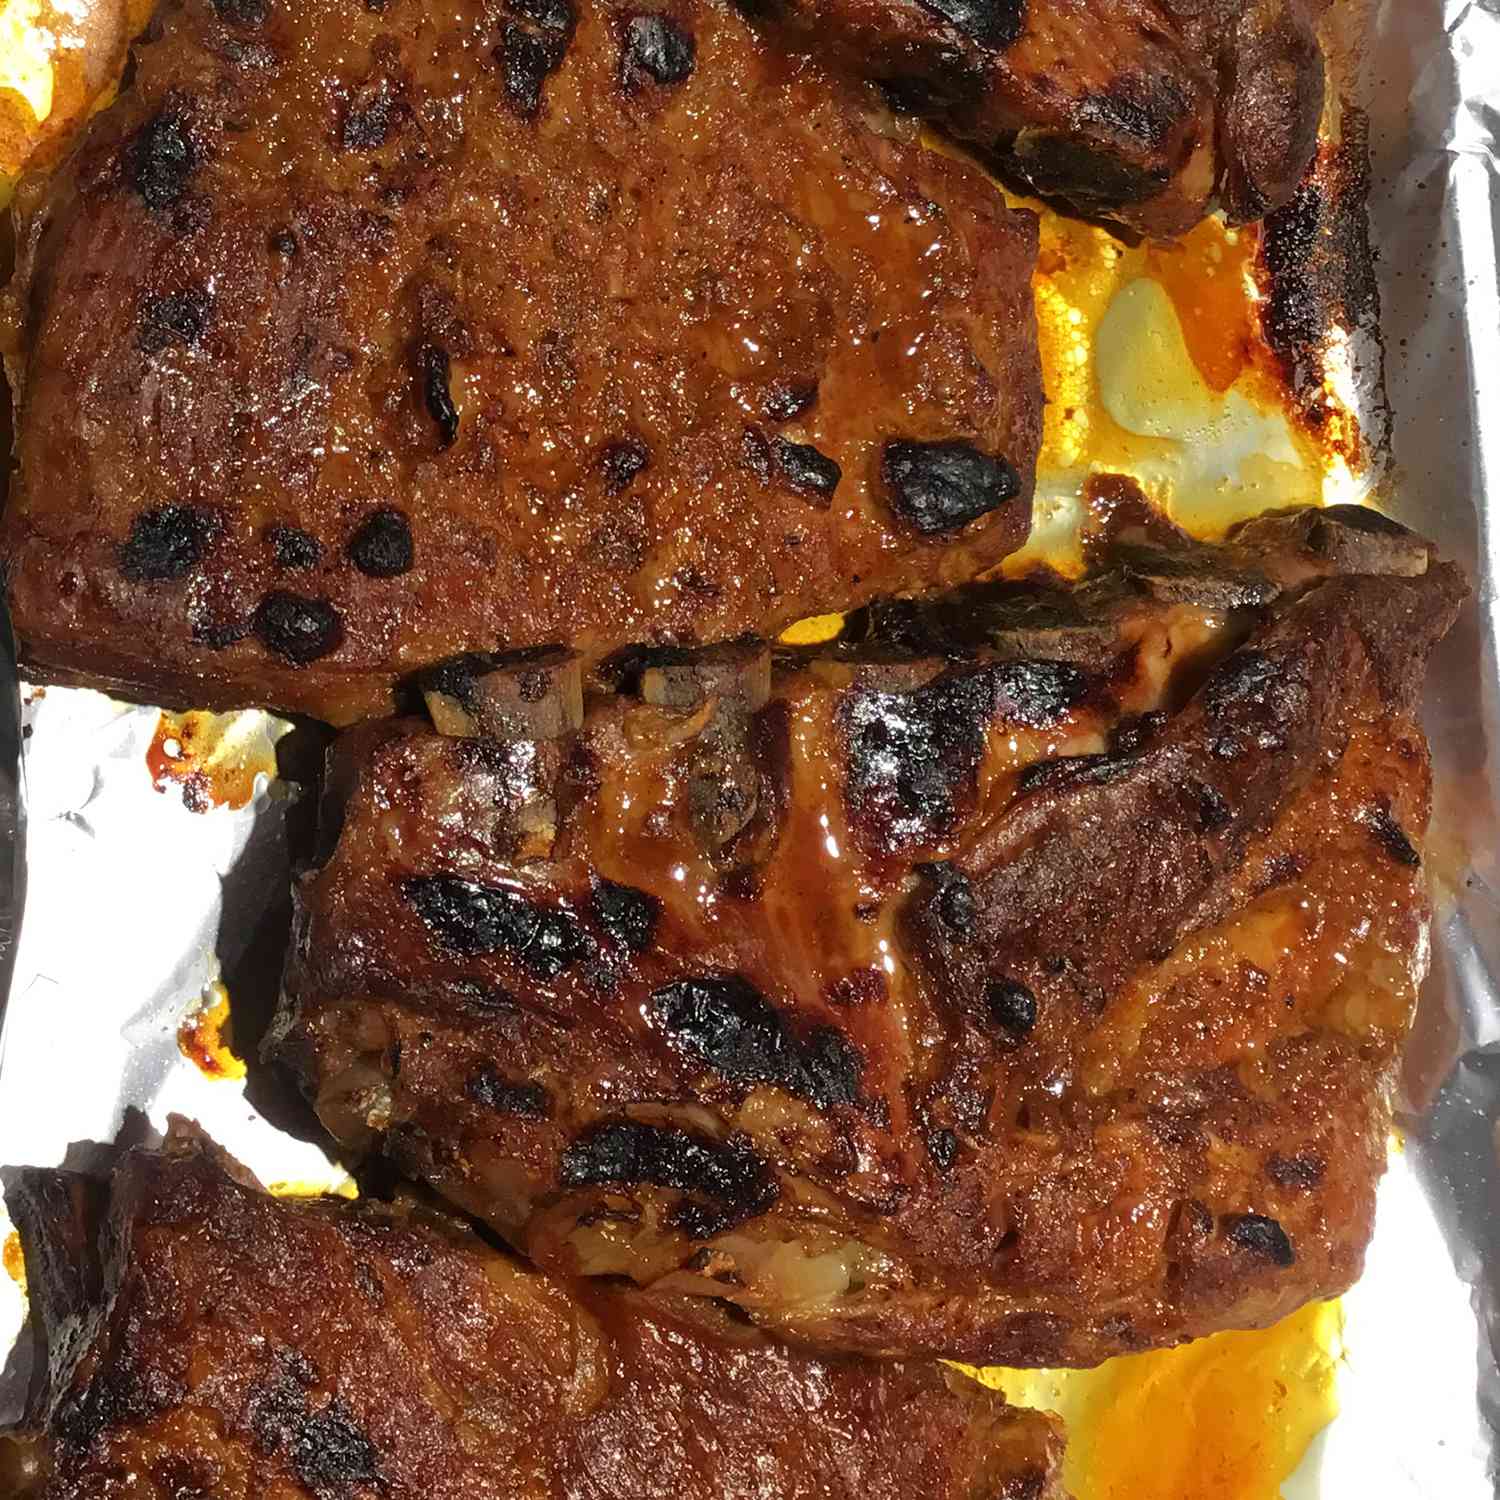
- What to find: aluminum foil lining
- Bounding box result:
[0,0,1495,1492]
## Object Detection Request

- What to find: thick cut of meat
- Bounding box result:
[0,0,1039,726]
[742,0,1330,236]
[2,1122,1065,1499]
[272,505,1465,1365]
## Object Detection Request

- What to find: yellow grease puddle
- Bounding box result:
[147,708,288,812]
[962,1301,1343,1500]
[177,981,248,1081]
[2,1230,24,1292]
[267,1177,360,1200]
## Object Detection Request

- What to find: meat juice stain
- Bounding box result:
[177,983,247,1081]
[147,709,284,812]
[960,1300,1343,1500]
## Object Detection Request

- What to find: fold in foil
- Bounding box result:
[0,0,1494,1491]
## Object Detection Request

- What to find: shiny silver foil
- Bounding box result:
[0,0,1494,1491]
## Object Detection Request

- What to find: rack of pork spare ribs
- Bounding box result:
[0,0,1464,1495]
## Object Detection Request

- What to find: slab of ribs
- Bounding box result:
[0,0,1460,1491]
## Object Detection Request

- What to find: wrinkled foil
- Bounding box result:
[0,0,1495,1491]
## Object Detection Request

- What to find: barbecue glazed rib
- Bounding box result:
[0,0,1039,727]
[2,1122,1065,1499]
[743,0,1330,236]
[272,503,1464,1365]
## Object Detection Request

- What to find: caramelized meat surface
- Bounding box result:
[1,0,1039,726]
[745,0,1329,235]
[4,1124,1064,1499]
[273,506,1464,1365]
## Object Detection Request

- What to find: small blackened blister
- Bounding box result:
[621,14,696,88]
[268,523,323,570]
[347,509,415,577]
[600,438,651,494]
[1222,1211,1296,1267]
[419,344,460,449]
[558,1119,778,1236]
[212,0,269,23]
[498,23,568,117]
[882,439,1020,535]
[252,591,345,663]
[465,1066,552,1118]
[125,110,197,210]
[591,878,661,953]
[118,506,220,582]
[651,975,863,1109]
[137,289,211,353]
[773,438,842,503]
[404,874,592,978]
[982,977,1037,1043]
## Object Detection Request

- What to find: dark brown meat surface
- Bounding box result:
[272,504,1464,1365]
[3,1123,1065,1499]
[742,0,1331,236]
[0,0,1039,726]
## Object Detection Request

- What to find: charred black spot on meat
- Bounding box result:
[600,438,650,494]
[927,1127,959,1172]
[591,878,660,953]
[1203,649,1305,759]
[252,591,344,663]
[773,438,841,503]
[137,289,210,353]
[983,978,1037,1043]
[268,523,322,570]
[993,659,1089,727]
[119,505,220,583]
[212,0,268,22]
[247,1364,381,1491]
[621,14,696,89]
[1266,1153,1325,1190]
[879,55,986,115]
[559,1120,778,1237]
[912,0,1024,48]
[919,862,976,939]
[404,874,591,978]
[508,0,575,31]
[419,343,459,449]
[1223,1212,1295,1267]
[498,24,566,117]
[347,508,414,577]
[340,81,398,151]
[1194,781,1233,832]
[124,109,196,211]
[54,1359,174,1454]
[1364,805,1420,867]
[843,672,992,851]
[882,440,1020,535]
[270,226,298,256]
[763,380,818,422]
[465,1065,551,1118]
[651,976,863,1109]
[844,663,1084,853]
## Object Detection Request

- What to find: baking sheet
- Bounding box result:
[0,0,1495,1492]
